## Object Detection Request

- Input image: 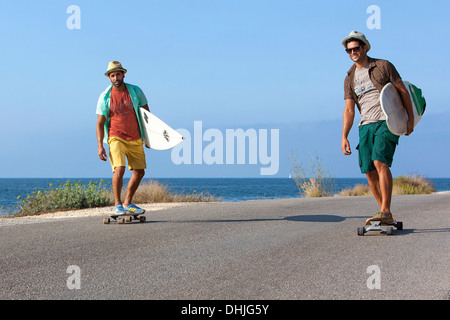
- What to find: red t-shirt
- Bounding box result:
[108,88,140,141]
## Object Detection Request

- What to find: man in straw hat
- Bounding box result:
[96,61,150,215]
[340,31,414,226]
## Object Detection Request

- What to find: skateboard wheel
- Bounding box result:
[118,218,125,224]
[125,216,132,223]
[139,216,146,223]
[386,226,394,235]
[396,221,403,230]
[357,227,365,236]
[103,218,110,224]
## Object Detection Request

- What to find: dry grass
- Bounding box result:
[337,175,435,196]
[338,184,373,197]
[119,180,220,203]
[392,175,436,195]
[298,178,334,198]
[290,153,334,197]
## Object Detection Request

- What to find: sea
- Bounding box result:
[1,177,450,216]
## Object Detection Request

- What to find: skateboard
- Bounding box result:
[103,211,146,224]
[358,220,403,236]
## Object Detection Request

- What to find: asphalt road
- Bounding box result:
[1,194,449,300]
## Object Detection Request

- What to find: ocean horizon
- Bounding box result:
[2,177,450,215]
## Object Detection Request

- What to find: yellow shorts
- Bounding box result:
[108,137,146,172]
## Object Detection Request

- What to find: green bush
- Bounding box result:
[10,180,112,217]
[3,179,220,217]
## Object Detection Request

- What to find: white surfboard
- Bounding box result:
[380,81,426,136]
[139,108,184,150]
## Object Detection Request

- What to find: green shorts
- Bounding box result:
[356,121,399,174]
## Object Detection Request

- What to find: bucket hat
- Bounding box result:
[342,31,371,52]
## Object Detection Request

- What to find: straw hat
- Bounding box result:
[341,31,371,52]
[105,61,127,77]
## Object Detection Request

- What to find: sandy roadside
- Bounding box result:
[0,202,213,225]
[435,190,450,195]
[21,202,212,219]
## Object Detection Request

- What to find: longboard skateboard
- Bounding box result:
[103,211,146,224]
[358,220,403,236]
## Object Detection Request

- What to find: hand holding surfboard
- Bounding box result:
[380,81,426,136]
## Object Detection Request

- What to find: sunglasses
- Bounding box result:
[345,45,365,54]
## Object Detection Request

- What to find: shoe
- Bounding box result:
[365,211,382,225]
[114,204,126,215]
[381,212,395,225]
[124,203,145,214]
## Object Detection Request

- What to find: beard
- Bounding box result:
[113,79,124,88]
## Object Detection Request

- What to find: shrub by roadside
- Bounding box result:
[290,153,334,197]
[4,179,220,217]
[337,175,436,196]
[4,180,112,217]
[392,175,436,195]
[338,184,372,197]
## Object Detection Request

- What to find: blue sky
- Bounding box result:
[0,0,449,178]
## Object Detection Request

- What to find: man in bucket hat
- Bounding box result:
[96,61,150,215]
[340,31,414,226]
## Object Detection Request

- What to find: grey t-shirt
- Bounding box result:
[354,65,386,126]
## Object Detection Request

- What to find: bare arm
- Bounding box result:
[342,99,356,155]
[96,115,107,161]
[393,81,414,136]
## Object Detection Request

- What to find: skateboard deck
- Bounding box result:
[358,220,403,236]
[103,211,146,224]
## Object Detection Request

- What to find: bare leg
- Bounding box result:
[112,166,126,206]
[373,160,393,214]
[366,169,382,208]
[124,169,145,206]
